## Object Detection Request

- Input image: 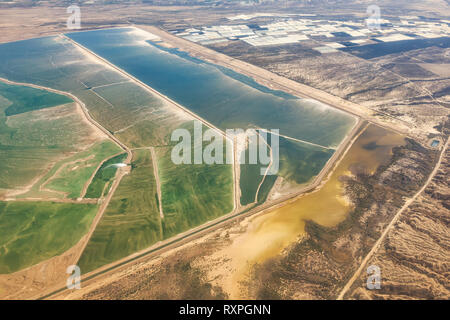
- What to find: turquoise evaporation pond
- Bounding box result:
[66,28,356,147]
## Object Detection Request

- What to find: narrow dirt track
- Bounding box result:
[254,130,274,204]
[79,151,124,199]
[72,164,131,266]
[149,147,164,219]
[257,128,337,150]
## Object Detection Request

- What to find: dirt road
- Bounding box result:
[79,151,124,199]
[72,164,131,266]
[149,147,164,219]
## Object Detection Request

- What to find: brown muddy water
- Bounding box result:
[226,124,405,298]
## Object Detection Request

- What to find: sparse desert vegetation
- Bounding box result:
[348,128,450,300]
[84,153,127,199]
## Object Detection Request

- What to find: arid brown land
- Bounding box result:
[348,138,449,299]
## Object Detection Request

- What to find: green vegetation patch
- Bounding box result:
[43,141,122,199]
[79,121,235,273]
[0,201,98,274]
[278,137,335,185]
[90,82,184,148]
[159,152,234,238]
[78,149,161,273]
[84,153,127,198]
[0,82,112,193]
[0,82,72,116]
[158,122,234,238]
[239,134,332,205]
[239,162,264,206]
[238,133,268,206]
[257,175,277,204]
